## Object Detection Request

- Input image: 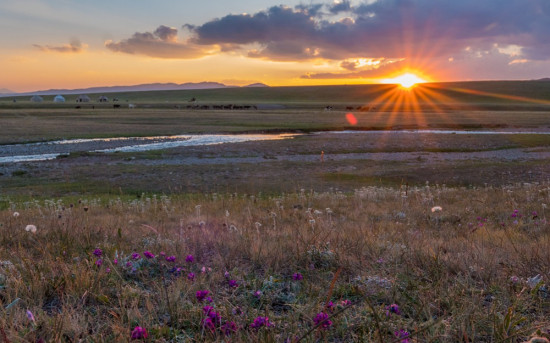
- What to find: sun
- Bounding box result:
[383,73,427,89]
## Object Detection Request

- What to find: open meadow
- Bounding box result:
[0,82,549,342]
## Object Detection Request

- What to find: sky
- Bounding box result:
[1,0,549,92]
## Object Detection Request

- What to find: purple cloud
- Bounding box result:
[105,25,210,59]
[187,1,549,62]
[105,0,550,76]
[34,39,85,53]
[328,0,352,14]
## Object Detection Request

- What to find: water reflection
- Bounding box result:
[0,134,295,163]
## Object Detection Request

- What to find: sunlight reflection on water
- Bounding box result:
[0,134,296,163]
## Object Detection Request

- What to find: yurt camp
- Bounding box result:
[76,95,91,102]
[30,95,43,102]
[53,95,65,103]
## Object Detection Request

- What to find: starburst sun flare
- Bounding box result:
[382,73,428,89]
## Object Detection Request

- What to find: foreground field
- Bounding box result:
[0,184,548,342]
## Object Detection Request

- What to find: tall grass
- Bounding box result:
[0,184,548,342]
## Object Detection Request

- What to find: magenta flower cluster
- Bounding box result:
[394,329,410,343]
[313,312,332,329]
[292,272,303,281]
[131,326,148,340]
[196,290,210,302]
[250,316,273,329]
[386,303,401,316]
[201,306,238,336]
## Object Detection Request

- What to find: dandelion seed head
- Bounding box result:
[25,224,37,234]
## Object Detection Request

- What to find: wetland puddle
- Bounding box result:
[3,130,550,164]
[334,129,550,135]
[0,134,296,163]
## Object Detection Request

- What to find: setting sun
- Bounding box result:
[383,73,427,89]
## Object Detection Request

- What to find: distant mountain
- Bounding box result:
[2,82,236,97]
[535,78,550,81]
[0,88,14,95]
[244,83,269,88]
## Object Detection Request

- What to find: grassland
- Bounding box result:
[0,184,549,342]
[0,82,549,341]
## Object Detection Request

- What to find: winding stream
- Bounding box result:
[2,130,550,164]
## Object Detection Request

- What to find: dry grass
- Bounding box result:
[0,183,548,342]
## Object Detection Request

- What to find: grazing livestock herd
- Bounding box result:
[25,94,376,112]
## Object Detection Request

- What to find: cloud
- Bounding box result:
[303,58,406,79]
[154,25,178,42]
[185,1,550,63]
[106,0,550,72]
[33,39,85,53]
[105,25,212,59]
[328,0,352,14]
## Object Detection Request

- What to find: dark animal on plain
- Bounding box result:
[345,106,354,110]
[200,105,209,110]
[223,104,233,110]
[324,106,333,111]
[75,106,81,109]
[113,104,121,108]
[189,97,196,102]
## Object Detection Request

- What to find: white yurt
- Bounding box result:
[30,95,43,102]
[53,95,65,103]
[76,94,91,102]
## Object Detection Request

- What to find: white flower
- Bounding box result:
[527,274,543,288]
[25,224,37,234]
[254,222,262,229]
[431,206,442,213]
[13,212,20,218]
[225,210,230,217]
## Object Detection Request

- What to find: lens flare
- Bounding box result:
[345,113,358,125]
